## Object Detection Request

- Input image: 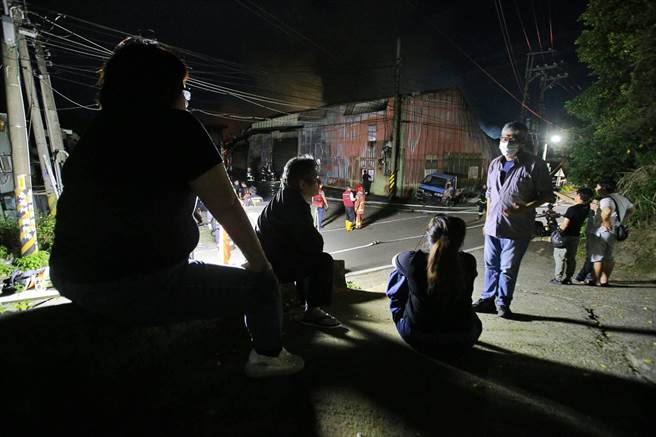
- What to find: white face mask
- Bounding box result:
[499,140,520,159]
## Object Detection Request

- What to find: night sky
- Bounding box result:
[19,0,591,137]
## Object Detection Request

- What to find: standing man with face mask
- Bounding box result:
[472,121,554,318]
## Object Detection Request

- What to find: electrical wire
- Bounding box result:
[531,0,544,52]
[405,0,552,125]
[28,11,113,54]
[548,0,554,49]
[494,0,523,94]
[191,108,267,121]
[513,0,532,51]
[41,79,100,110]
[234,0,338,62]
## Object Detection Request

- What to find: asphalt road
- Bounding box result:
[320,199,484,273]
[192,199,485,273]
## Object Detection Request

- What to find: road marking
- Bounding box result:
[344,244,485,277]
[326,196,480,214]
[330,224,484,256]
[321,215,427,233]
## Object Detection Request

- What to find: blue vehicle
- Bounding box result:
[415,172,458,204]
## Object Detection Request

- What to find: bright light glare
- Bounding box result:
[550,134,562,143]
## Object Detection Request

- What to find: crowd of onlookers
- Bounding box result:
[48,40,636,380]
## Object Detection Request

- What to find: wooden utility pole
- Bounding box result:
[389,37,402,200]
[34,38,67,190]
[17,27,60,213]
[2,1,38,255]
[520,49,568,153]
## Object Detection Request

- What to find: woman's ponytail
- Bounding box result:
[425,214,466,296]
[426,236,449,291]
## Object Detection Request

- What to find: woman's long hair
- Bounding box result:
[425,214,467,300]
[98,37,188,110]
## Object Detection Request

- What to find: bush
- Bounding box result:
[0,261,13,279]
[617,165,656,225]
[36,214,56,252]
[0,217,20,257]
[13,251,50,271]
[0,245,10,260]
[0,213,56,255]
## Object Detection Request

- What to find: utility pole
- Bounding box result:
[520,49,568,153]
[34,38,67,190]
[389,37,402,200]
[17,26,60,213]
[2,1,38,255]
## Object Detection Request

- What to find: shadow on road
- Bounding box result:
[363,203,405,227]
[284,288,656,435]
[507,312,656,336]
[2,287,654,436]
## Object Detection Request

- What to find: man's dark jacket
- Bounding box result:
[256,187,324,273]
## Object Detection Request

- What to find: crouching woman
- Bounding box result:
[386,214,482,360]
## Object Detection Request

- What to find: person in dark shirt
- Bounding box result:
[361,168,372,195]
[256,156,340,328]
[550,188,593,285]
[386,214,482,359]
[49,38,303,379]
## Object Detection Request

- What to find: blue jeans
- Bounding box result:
[316,207,325,229]
[480,234,530,307]
[51,260,283,356]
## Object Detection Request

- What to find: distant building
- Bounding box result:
[227,89,496,197]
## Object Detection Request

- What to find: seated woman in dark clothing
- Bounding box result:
[386,214,482,359]
[49,38,303,378]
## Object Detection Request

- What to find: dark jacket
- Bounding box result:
[395,250,478,333]
[256,187,324,271]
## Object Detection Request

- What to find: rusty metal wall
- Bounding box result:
[250,89,495,193]
[400,89,495,192]
[298,105,391,187]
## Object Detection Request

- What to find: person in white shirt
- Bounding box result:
[588,180,635,286]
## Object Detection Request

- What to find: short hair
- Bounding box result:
[576,187,594,203]
[597,179,616,193]
[99,37,188,110]
[501,121,529,146]
[281,155,318,189]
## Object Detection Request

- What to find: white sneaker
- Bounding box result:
[244,348,305,378]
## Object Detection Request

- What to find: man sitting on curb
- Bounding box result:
[256,156,341,328]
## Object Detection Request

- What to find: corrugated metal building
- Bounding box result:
[231,88,496,197]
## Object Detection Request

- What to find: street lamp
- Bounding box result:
[543,133,563,161]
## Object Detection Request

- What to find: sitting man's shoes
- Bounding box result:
[549,278,563,285]
[561,278,572,285]
[472,298,496,313]
[496,305,513,319]
[299,307,341,328]
[244,348,304,378]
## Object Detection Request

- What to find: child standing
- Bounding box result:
[550,188,593,285]
[354,187,366,229]
[386,214,482,360]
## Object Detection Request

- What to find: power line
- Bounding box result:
[494,0,522,94]
[405,0,552,125]
[234,0,338,62]
[513,0,532,51]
